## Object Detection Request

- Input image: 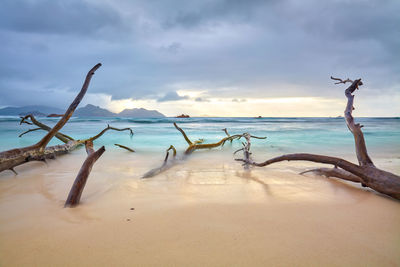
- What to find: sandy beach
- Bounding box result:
[1,0,400,265]
[1,150,399,266]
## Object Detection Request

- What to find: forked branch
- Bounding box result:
[173,123,265,155]
[20,114,74,143]
[237,77,400,200]
[0,63,102,173]
[330,76,353,85]
[19,117,133,146]
[87,124,133,142]
[36,63,102,149]
[143,124,266,178]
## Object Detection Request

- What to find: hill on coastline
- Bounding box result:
[74,104,116,117]
[0,105,64,116]
[0,104,166,118]
[118,108,165,118]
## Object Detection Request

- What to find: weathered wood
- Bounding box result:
[343,78,373,167]
[37,64,102,149]
[173,122,192,145]
[114,144,135,152]
[65,141,105,207]
[300,167,362,183]
[241,133,252,170]
[18,127,41,138]
[20,114,74,143]
[173,123,265,155]
[0,63,102,173]
[17,117,132,161]
[143,125,266,178]
[142,145,177,178]
[87,124,133,142]
[237,77,400,200]
[20,117,133,145]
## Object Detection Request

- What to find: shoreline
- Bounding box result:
[1,151,399,266]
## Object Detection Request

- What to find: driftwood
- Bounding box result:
[21,115,133,143]
[142,124,265,178]
[234,133,253,170]
[114,144,135,152]
[237,77,400,200]
[19,119,133,144]
[0,63,102,174]
[19,114,75,142]
[65,141,105,207]
[0,64,133,175]
[174,123,265,155]
[142,145,177,178]
[16,115,132,165]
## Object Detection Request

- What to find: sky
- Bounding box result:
[0,0,399,117]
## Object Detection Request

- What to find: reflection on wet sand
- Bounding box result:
[0,150,399,266]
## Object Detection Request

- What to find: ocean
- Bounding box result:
[1,116,400,266]
[0,116,399,158]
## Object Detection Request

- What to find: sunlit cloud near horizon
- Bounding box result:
[0,0,399,116]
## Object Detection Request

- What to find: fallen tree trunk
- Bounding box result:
[236,77,400,200]
[65,141,105,207]
[142,145,177,178]
[143,124,265,178]
[0,63,102,174]
[14,117,133,173]
[174,123,265,155]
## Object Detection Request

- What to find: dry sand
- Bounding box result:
[0,150,399,266]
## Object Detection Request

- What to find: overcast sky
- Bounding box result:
[0,0,399,116]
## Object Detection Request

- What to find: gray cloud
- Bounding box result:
[160,42,182,54]
[0,0,399,114]
[194,97,210,102]
[161,0,276,29]
[232,98,246,103]
[0,0,124,36]
[157,91,189,102]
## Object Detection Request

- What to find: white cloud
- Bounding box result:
[0,0,399,116]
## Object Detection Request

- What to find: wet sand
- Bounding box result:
[0,150,399,266]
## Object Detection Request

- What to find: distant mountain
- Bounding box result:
[118,108,165,118]
[75,104,115,117]
[0,105,64,116]
[0,104,166,118]
[19,111,47,117]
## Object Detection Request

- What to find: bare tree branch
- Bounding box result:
[143,125,266,178]
[87,124,133,142]
[330,76,354,85]
[0,63,102,173]
[36,63,102,149]
[300,167,362,183]
[173,122,192,145]
[342,79,373,166]
[142,145,177,178]
[236,77,400,200]
[18,128,41,138]
[19,114,74,143]
[114,144,135,152]
[65,141,105,207]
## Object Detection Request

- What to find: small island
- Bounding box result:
[176,114,190,118]
[47,114,64,117]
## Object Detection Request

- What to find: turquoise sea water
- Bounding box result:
[0,116,399,157]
